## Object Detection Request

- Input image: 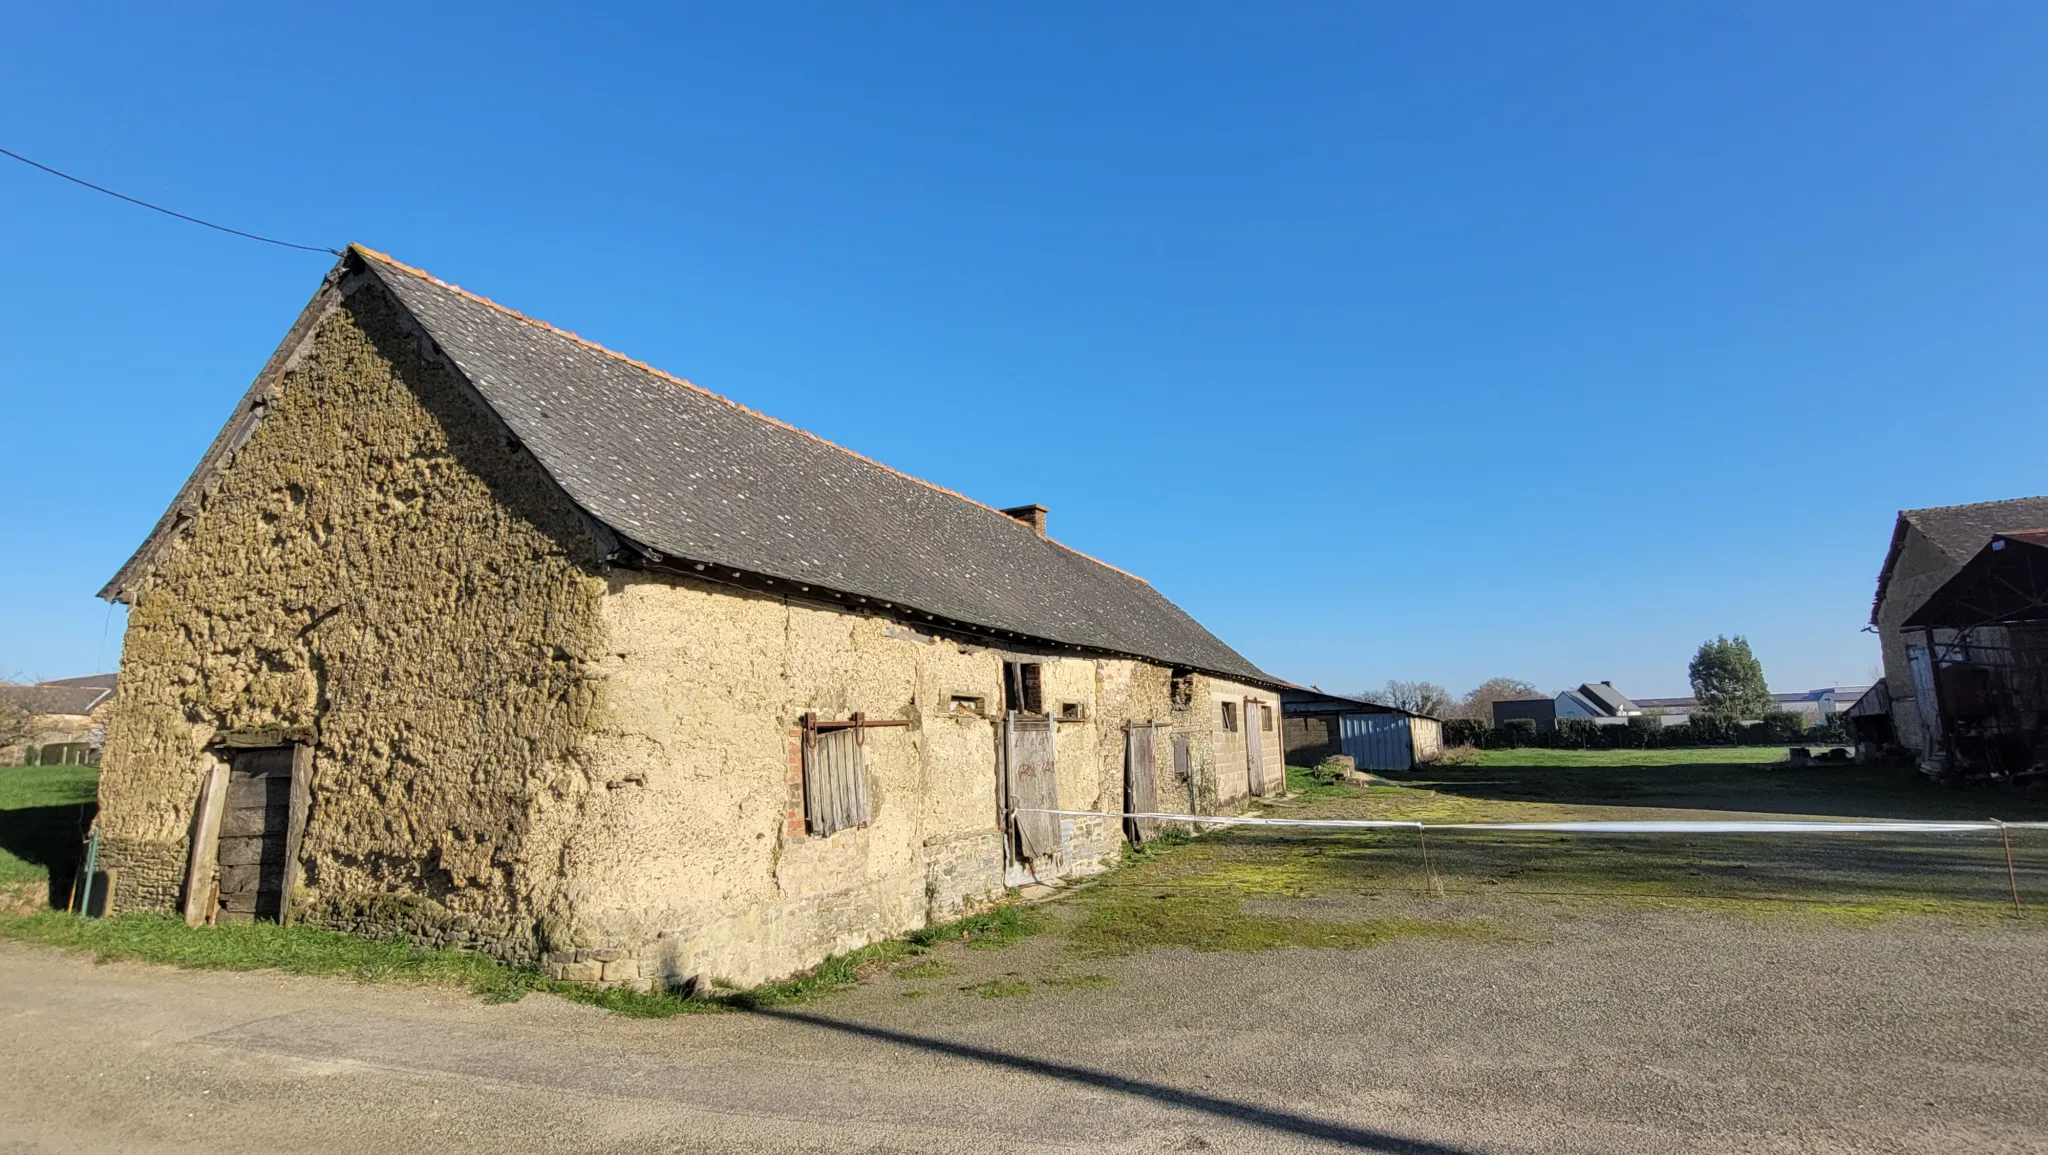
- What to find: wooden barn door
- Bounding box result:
[1006,712,1059,865]
[1244,701,1267,797]
[216,747,295,923]
[1123,723,1161,846]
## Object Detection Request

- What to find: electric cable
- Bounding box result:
[0,146,339,255]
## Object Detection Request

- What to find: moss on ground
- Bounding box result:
[1068,888,1486,957]
[0,900,1050,1018]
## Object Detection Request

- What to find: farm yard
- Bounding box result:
[2,748,2044,1153]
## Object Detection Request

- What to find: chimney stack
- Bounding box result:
[1000,504,1049,536]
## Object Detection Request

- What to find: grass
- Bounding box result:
[1285,763,1352,802]
[1254,746,2048,919]
[1468,746,1791,768]
[0,900,1048,1018]
[9,745,2036,1018]
[0,763,98,896]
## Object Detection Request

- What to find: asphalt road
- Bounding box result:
[2,904,2043,1154]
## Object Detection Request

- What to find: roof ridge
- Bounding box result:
[348,244,1151,588]
[1903,494,2048,517]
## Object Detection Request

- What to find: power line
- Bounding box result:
[0,146,340,255]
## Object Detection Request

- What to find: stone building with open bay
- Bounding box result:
[92,246,1288,990]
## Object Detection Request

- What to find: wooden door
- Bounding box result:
[1123,723,1161,845]
[1244,701,1266,797]
[1172,733,1194,811]
[1006,712,1059,863]
[216,747,294,923]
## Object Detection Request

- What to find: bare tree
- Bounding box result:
[1360,679,1455,718]
[0,692,31,758]
[1454,677,1543,721]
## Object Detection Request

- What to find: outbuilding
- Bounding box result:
[1894,531,2048,780]
[91,246,1291,989]
[1280,689,1442,771]
[1869,496,2048,762]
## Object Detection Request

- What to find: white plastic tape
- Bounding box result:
[1015,808,2048,835]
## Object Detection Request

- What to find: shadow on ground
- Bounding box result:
[1388,759,2048,822]
[756,1006,1484,1153]
[0,801,96,908]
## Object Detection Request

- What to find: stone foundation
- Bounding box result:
[95,835,185,916]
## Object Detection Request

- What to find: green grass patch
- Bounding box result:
[0,764,100,809]
[1042,972,1114,989]
[1067,888,1486,956]
[0,764,99,896]
[911,904,1043,951]
[968,977,1032,998]
[0,911,548,1002]
[0,898,1049,1015]
[1471,747,1791,769]
[1285,763,1351,802]
[894,958,959,979]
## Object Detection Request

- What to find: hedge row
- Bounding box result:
[1442,711,1850,751]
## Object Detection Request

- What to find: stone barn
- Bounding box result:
[93,245,1288,989]
[1870,496,2048,765]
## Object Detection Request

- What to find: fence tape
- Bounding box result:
[1017,808,2048,835]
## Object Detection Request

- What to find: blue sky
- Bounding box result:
[3,2,2043,698]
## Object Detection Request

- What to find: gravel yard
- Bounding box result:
[2,752,2044,1153]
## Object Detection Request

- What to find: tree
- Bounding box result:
[1689,636,1773,720]
[1361,679,1455,718]
[0,693,30,763]
[1455,677,1542,721]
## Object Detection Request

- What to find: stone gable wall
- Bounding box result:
[96,278,610,961]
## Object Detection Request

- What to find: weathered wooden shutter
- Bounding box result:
[804,727,868,836]
[1006,712,1059,862]
[1123,723,1161,846]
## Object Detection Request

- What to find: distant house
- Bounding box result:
[1556,681,1639,722]
[0,674,117,765]
[1870,496,2048,764]
[1495,682,1639,730]
[1281,689,1443,771]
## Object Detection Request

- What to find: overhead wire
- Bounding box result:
[0,146,339,255]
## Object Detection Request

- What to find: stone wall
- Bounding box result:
[1283,714,1340,766]
[97,275,611,960]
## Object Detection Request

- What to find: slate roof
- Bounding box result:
[1575,682,1636,715]
[106,247,1279,687]
[1871,496,2048,625]
[0,681,114,717]
[1277,688,1417,717]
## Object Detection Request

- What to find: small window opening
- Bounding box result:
[1003,661,1044,715]
[948,694,986,716]
[1058,700,1086,721]
[1260,703,1274,731]
[1170,670,1195,711]
[1220,701,1239,732]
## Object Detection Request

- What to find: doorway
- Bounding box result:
[215,746,295,923]
[1123,722,1160,846]
[1244,700,1267,797]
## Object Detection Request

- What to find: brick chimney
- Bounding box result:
[1000,504,1049,536]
